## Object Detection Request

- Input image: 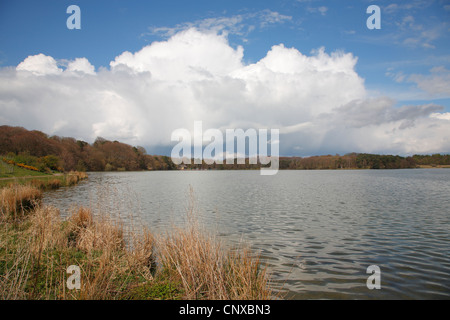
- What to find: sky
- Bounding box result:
[0,0,449,157]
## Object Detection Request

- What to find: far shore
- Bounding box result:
[1,164,449,187]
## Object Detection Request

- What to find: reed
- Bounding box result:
[0,184,42,219]
[0,185,273,300]
[46,179,62,190]
[61,171,87,187]
[0,221,34,299]
[156,188,272,299]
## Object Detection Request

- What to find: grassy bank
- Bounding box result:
[0,185,273,300]
[0,171,88,189]
[0,162,49,179]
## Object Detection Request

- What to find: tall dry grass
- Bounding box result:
[30,179,62,190]
[0,223,34,299]
[67,207,124,254]
[157,228,272,299]
[65,171,88,187]
[156,188,272,300]
[0,184,42,219]
[62,206,129,300]
[0,185,273,300]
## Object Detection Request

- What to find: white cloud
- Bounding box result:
[430,112,450,120]
[1,28,449,156]
[402,26,441,49]
[408,66,450,96]
[145,10,292,38]
[16,54,62,75]
[111,28,244,81]
[16,54,96,76]
[230,45,365,118]
[384,4,399,14]
[307,6,328,16]
[384,1,431,13]
[258,10,292,27]
[378,1,446,50]
[66,58,96,75]
[332,98,443,128]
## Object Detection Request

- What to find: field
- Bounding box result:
[0,159,87,189]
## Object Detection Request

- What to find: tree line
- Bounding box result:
[0,126,176,172]
[278,153,450,170]
[173,152,450,170]
[1,125,449,172]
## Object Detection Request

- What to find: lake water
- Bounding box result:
[42,169,450,299]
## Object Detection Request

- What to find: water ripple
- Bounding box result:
[43,169,450,299]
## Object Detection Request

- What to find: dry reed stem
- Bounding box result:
[126,227,155,280]
[28,206,65,257]
[0,185,273,300]
[156,186,272,300]
[0,225,33,299]
[67,207,124,255]
[1,184,42,219]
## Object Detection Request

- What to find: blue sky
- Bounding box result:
[1,0,449,156]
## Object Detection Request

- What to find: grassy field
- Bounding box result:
[0,159,88,189]
[0,159,52,178]
[0,185,273,300]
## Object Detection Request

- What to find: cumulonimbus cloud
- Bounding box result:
[1,28,449,156]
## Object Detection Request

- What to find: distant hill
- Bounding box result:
[0,125,176,172]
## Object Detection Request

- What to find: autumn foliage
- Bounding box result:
[0,126,175,172]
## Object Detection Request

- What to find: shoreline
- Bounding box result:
[82,166,450,174]
[0,181,274,300]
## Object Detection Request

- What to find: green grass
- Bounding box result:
[121,279,185,300]
[0,159,51,179]
[0,159,55,188]
[0,160,88,189]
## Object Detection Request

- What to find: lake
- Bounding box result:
[42,169,450,299]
